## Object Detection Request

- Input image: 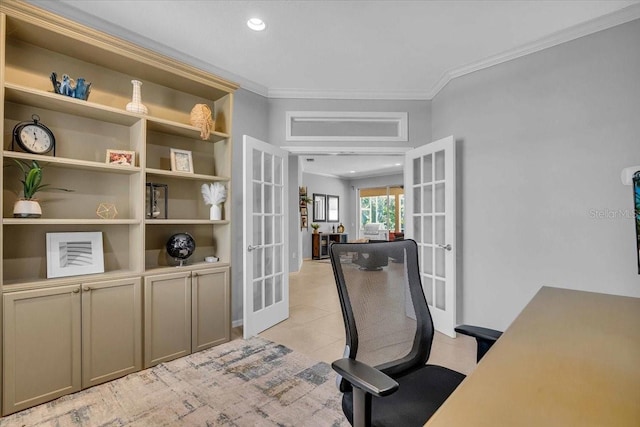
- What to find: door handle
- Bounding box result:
[247,244,262,252]
[436,243,452,251]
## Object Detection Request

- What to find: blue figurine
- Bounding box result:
[74,78,91,100]
[60,74,74,97]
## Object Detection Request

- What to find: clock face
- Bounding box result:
[19,124,54,154]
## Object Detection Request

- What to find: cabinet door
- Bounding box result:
[144,272,192,368]
[312,233,320,259]
[82,277,142,388]
[320,235,330,258]
[192,267,230,352]
[3,285,81,415]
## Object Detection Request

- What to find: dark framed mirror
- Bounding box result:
[313,193,326,222]
[327,195,339,222]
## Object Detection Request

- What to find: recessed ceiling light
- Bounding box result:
[349,170,356,174]
[394,163,402,166]
[247,18,266,31]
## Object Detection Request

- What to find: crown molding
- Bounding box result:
[272,4,640,101]
[428,3,640,99]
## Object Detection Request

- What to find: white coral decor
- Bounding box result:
[201,183,227,220]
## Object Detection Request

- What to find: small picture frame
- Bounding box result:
[46,232,104,278]
[106,149,136,166]
[170,148,194,173]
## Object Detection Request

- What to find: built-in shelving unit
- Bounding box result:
[0,0,237,415]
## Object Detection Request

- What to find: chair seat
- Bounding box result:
[342,365,465,426]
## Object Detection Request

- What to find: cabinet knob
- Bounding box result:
[83,286,91,292]
[72,288,80,293]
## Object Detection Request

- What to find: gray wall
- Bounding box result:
[288,155,303,271]
[301,172,352,258]
[231,88,269,325]
[431,19,640,331]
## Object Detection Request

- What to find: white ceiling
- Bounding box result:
[29,0,640,178]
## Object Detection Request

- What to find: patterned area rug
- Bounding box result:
[0,338,348,427]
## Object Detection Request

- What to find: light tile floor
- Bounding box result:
[248,259,478,376]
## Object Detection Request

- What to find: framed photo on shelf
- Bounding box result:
[170,148,194,173]
[106,149,136,166]
[46,232,104,278]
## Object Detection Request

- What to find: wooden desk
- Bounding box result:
[426,287,640,427]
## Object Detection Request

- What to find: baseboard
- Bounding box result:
[232,319,243,328]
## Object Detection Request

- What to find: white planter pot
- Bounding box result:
[13,199,42,218]
[210,204,222,220]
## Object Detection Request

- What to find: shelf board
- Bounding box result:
[3,151,141,174]
[145,219,230,225]
[4,83,140,126]
[147,117,230,142]
[2,218,140,225]
[145,168,230,181]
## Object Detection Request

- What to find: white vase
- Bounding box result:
[126,80,148,114]
[13,199,42,218]
[210,204,222,220]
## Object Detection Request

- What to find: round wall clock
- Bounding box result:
[12,114,56,156]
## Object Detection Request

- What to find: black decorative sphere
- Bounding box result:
[166,232,196,261]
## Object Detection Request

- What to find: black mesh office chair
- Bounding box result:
[329,240,500,427]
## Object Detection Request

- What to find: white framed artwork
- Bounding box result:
[170,148,194,173]
[46,232,104,278]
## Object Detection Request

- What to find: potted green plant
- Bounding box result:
[12,159,71,218]
[311,223,320,234]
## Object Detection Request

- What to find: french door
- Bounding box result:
[404,136,457,337]
[242,136,289,338]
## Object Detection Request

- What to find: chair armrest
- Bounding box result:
[455,325,503,362]
[332,358,399,397]
[455,325,502,342]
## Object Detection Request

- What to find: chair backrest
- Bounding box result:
[330,240,435,378]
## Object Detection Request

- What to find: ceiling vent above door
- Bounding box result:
[285,111,408,142]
